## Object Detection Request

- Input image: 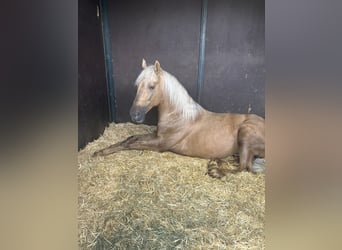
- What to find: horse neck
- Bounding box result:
[157,72,204,126]
[157,97,180,122]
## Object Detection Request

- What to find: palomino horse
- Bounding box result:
[93,59,265,177]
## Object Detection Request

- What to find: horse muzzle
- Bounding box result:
[130,106,147,123]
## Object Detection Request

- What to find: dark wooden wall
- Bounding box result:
[202,0,265,116]
[108,0,202,124]
[107,0,265,124]
[78,0,110,149]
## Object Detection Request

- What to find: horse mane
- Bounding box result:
[161,70,203,120]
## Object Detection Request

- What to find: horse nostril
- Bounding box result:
[130,107,146,123]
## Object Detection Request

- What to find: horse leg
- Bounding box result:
[238,143,254,172]
[207,123,264,178]
[207,159,241,178]
[206,147,253,178]
[92,134,163,157]
[207,159,229,178]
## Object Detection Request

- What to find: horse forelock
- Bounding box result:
[135,66,158,86]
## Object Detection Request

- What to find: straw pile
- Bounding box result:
[78,123,265,249]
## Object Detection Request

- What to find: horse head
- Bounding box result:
[130,59,163,123]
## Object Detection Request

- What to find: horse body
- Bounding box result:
[93,59,265,177]
[167,112,262,159]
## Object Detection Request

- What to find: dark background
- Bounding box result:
[78,0,265,149]
[78,0,109,149]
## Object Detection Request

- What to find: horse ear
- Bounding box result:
[142,58,147,69]
[154,60,161,73]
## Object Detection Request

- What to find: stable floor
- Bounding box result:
[78,123,265,249]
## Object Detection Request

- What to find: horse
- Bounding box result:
[93,59,265,178]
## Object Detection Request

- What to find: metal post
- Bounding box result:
[100,0,116,122]
[197,0,208,104]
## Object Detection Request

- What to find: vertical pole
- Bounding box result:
[197,0,208,104]
[100,0,116,122]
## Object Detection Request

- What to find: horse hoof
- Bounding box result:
[207,160,227,178]
[92,151,102,157]
[207,168,225,179]
[251,158,265,173]
[207,160,218,168]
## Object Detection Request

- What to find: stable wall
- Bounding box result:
[107,0,265,124]
[78,0,110,149]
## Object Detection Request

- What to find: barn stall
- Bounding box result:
[78,0,265,249]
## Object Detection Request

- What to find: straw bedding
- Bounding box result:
[78,123,265,249]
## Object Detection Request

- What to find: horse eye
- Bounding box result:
[149,85,155,90]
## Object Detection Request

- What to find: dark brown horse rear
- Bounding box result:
[93,59,265,177]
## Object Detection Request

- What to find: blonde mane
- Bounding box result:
[161,70,203,120]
